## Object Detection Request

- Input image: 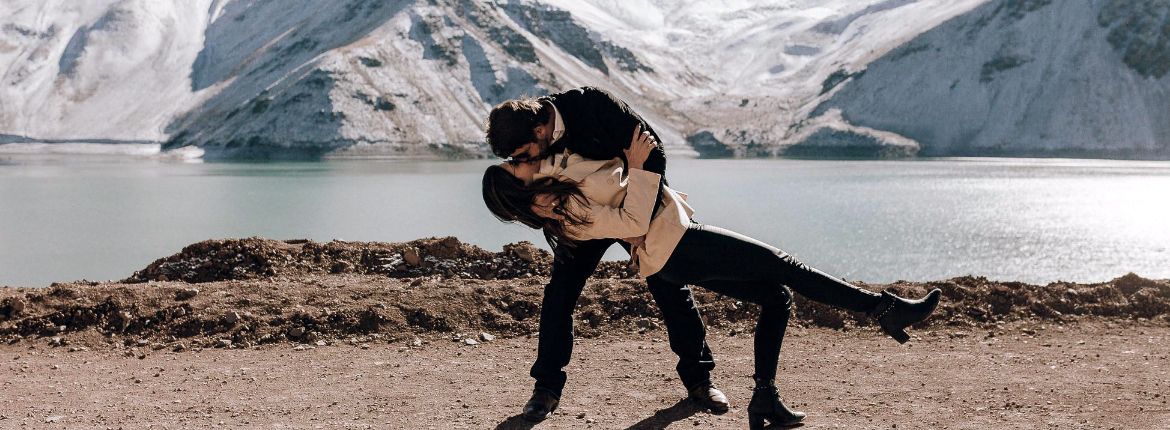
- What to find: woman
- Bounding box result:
[483,127,940,429]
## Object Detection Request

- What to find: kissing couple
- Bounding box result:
[482,86,940,428]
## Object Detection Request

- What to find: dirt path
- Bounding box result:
[4,321,1167,429]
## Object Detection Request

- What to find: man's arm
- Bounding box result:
[576,87,668,176]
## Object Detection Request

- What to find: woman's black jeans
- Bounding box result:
[651,224,882,382]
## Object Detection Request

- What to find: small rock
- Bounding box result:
[45,415,63,423]
[464,338,478,346]
[316,340,327,346]
[173,343,187,352]
[293,345,306,351]
[8,297,26,314]
[119,312,133,332]
[216,339,232,348]
[403,248,422,266]
[48,337,64,347]
[224,312,241,325]
[68,346,89,352]
[411,338,423,347]
[479,333,495,342]
[512,246,534,263]
[136,339,150,347]
[175,288,199,300]
[577,412,587,419]
[360,344,370,350]
[288,327,306,338]
[330,261,353,273]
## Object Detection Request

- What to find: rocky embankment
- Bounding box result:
[1,237,1168,353]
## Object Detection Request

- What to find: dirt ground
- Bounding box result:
[2,237,1169,429]
[3,321,1168,429]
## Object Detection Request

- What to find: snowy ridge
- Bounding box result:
[2,0,1166,159]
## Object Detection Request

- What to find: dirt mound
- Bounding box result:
[1,237,1168,352]
[122,237,637,283]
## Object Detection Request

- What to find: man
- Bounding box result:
[485,86,728,422]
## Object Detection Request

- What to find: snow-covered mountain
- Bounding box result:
[2,0,1165,159]
[808,0,1170,158]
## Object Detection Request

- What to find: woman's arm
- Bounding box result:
[562,128,661,240]
[563,169,661,240]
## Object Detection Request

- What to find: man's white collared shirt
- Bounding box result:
[550,102,565,143]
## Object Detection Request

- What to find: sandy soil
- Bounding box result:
[3,322,1168,429]
[2,237,1169,429]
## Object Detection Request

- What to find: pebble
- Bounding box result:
[316,340,328,346]
[175,288,199,300]
[8,298,25,314]
[288,327,306,338]
[224,312,241,324]
[403,248,422,266]
[479,333,495,342]
[216,339,232,348]
[293,346,306,351]
[464,338,478,346]
[411,338,423,347]
[360,344,370,350]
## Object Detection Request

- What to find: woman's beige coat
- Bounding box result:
[536,151,694,277]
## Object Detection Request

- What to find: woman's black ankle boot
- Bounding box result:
[747,378,806,429]
[869,289,942,343]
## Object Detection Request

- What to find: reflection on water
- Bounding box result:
[1,154,1168,287]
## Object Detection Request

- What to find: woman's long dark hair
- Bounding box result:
[482,164,591,260]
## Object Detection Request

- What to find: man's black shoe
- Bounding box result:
[689,382,730,414]
[521,389,559,422]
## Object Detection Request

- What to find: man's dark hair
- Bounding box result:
[485,97,552,158]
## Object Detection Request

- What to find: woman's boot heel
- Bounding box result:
[748,414,766,430]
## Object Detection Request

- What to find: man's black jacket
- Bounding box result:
[543,87,667,178]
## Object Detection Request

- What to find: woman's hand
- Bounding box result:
[623,124,657,171]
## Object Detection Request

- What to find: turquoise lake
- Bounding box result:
[2,155,1168,287]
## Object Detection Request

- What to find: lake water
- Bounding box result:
[2,154,1168,287]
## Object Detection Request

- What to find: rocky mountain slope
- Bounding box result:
[3,0,1166,159]
[808,0,1170,158]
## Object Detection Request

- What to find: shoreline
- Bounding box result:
[2,237,1167,350]
[1,237,1168,428]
